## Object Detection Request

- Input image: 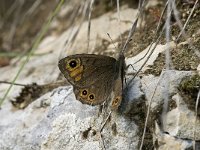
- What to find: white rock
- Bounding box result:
[164,94,200,140]
[154,122,193,150]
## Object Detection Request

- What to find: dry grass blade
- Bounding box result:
[121,0,146,54]
[0,0,18,28]
[20,0,42,23]
[0,81,26,87]
[130,22,165,82]
[117,0,122,44]
[139,70,165,150]
[60,0,90,57]
[87,0,95,53]
[6,0,24,50]
[161,0,172,132]
[176,0,199,41]
[156,0,168,33]
[193,89,200,149]
[132,0,172,67]
[138,1,171,148]
[140,1,200,149]
[172,0,200,59]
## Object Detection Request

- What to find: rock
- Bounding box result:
[154,123,193,150]
[0,1,200,150]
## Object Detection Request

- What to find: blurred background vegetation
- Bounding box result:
[0,0,140,67]
[0,0,58,66]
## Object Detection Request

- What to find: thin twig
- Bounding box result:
[100,111,112,132]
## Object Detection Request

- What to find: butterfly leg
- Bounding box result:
[126,64,137,72]
[100,133,106,150]
[98,111,112,150]
[124,64,137,86]
[100,111,112,132]
[125,77,128,87]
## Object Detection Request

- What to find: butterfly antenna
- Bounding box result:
[107,33,118,51]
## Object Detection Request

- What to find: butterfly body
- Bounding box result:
[58,54,125,109]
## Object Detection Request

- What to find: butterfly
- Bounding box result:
[58,53,125,110]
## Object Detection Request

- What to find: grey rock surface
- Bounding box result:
[0,1,199,150]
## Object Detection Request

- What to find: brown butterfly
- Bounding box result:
[58,53,125,110]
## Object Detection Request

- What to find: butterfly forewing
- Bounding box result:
[58,54,117,86]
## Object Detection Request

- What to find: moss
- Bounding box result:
[179,74,200,98]
[169,99,177,111]
[144,42,199,76]
[143,0,200,76]
[144,52,165,76]
[178,74,200,116]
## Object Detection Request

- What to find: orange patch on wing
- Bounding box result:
[75,74,82,81]
[111,96,122,108]
[69,65,83,77]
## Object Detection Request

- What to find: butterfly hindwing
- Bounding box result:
[73,78,113,105]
